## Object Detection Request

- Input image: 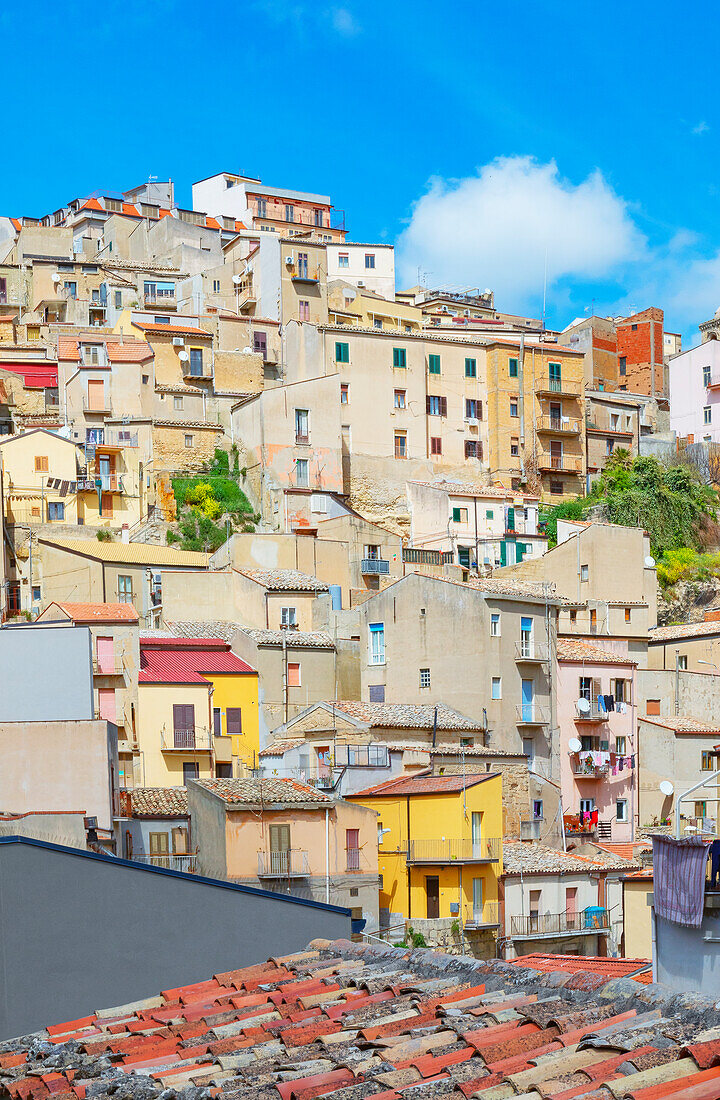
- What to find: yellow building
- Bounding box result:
[623,869,653,959]
[136,636,259,787]
[0,427,80,525]
[347,771,503,955]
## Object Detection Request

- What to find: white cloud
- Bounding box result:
[396,157,646,308]
[693,120,710,135]
[330,7,360,35]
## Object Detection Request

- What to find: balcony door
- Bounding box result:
[426,875,440,919]
[472,877,484,922]
[269,824,291,875]
[96,636,114,674]
[550,402,561,428]
[87,379,105,411]
[520,616,533,657]
[565,886,578,928]
[471,812,483,857]
[550,440,563,468]
[98,687,115,723]
[173,704,195,749]
[521,679,534,722]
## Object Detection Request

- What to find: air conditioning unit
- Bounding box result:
[357,280,365,287]
[173,337,184,347]
[285,255,294,265]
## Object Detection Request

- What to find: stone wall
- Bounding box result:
[153,423,225,473]
[402,918,496,960]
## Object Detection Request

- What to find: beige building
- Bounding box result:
[638,714,720,829]
[316,508,403,597]
[585,391,644,484]
[622,869,654,958]
[209,530,351,606]
[161,566,331,631]
[0,427,81,526]
[647,619,720,672]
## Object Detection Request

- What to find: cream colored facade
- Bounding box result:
[0,428,80,525]
[160,568,331,631]
[137,680,216,787]
[210,531,352,609]
[623,873,653,958]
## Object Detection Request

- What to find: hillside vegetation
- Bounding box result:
[167,449,259,552]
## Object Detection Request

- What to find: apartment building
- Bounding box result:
[0,428,81,528]
[562,315,620,390]
[191,173,346,241]
[584,391,647,485]
[647,618,720,672]
[315,507,404,594]
[669,338,720,444]
[326,243,395,299]
[616,308,666,399]
[327,284,422,332]
[406,480,546,570]
[484,338,585,499]
[638,714,720,830]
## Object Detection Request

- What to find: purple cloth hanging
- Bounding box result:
[652,835,709,927]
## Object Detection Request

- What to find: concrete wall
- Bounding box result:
[623,876,653,958]
[655,908,720,995]
[0,837,350,1039]
[503,871,624,958]
[0,622,94,720]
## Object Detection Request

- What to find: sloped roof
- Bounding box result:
[350,772,499,798]
[4,936,720,1100]
[242,627,336,648]
[235,568,330,591]
[57,336,153,362]
[131,787,188,817]
[38,536,209,567]
[641,715,720,733]
[138,639,255,683]
[327,700,483,730]
[649,620,720,642]
[502,840,639,874]
[134,322,212,337]
[557,638,636,665]
[42,601,139,624]
[194,777,331,805]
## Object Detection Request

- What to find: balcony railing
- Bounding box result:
[257,849,310,877]
[361,558,390,575]
[144,293,176,309]
[291,267,321,284]
[575,698,607,720]
[131,852,197,873]
[160,729,213,752]
[537,376,579,397]
[93,658,125,676]
[95,473,125,493]
[571,757,610,779]
[181,359,213,379]
[407,838,501,863]
[516,704,549,725]
[464,901,500,929]
[83,397,112,414]
[510,908,610,938]
[295,433,310,445]
[346,847,361,872]
[537,415,582,434]
[101,431,139,448]
[514,641,548,663]
[538,454,583,473]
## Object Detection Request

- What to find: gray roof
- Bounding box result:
[193,777,332,806]
[502,840,639,875]
[243,628,335,649]
[325,700,484,731]
[235,568,330,591]
[166,620,238,642]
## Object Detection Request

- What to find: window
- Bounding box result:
[458,546,470,567]
[114,291,122,309]
[213,708,221,736]
[452,507,468,523]
[696,800,708,818]
[465,398,481,419]
[394,431,407,458]
[590,608,597,633]
[341,384,349,404]
[394,389,406,409]
[678,654,688,670]
[64,280,77,299]
[281,606,297,626]
[704,364,712,387]
[118,575,133,603]
[647,698,661,715]
[510,439,519,457]
[393,347,406,368]
[615,736,626,755]
[365,253,375,269]
[428,354,441,374]
[285,204,294,222]
[142,374,149,384]
[338,252,349,268]
[288,662,301,687]
[48,501,64,521]
[174,396,183,410]
[189,348,203,376]
[295,407,309,443]
[368,684,385,702]
[430,436,442,455]
[615,799,628,823]
[510,400,518,417]
[226,708,242,735]
[465,440,481,458]
[419,668,431,688]
[184,434,194,448]
[490,613,500,637]
[34,456,48,472]
[620,356,627,376]
[615,679,627,703]
[32,585,41,602]
[632,323,638,331]
[520,616,533,657]
[509,357,518,378]
[427,394,447,416]
[183,762,199,784]
[625,607,631,623]
[465,357,477,378]
[212,279,221,293]
[491,677,502,700]
[369,622,385,664]
[298,300,310,321]
[549,361,561,390]
[606,439,614,456]
[295,458,309,487]
[705,406,712,425]
[373,318,383,329]
[580,564,589,582]
[335,341,349,363]
[533,799,544,820]
[702,751,714,771]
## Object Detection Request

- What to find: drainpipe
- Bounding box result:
[406,795,412,921]
[675,650,680,716]
[281,626,288,724]
[518,334,526,481]
[325,806,330,904]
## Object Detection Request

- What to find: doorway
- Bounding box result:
[426,875,440,918]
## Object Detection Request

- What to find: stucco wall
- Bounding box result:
[0,622,94,720]
[0,838,349,1039]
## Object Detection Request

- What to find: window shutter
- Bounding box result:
[226,708,242,735]
[425,395,431,414]
[440,396,447,417]
[478,401,483,420]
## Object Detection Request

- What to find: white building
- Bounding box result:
[191,174,345,241]
[326,243,395,300]
[668,340,720,443]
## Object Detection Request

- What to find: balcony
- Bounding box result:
[291,266,321,285]
[100,431,139,449]
[181,359,213,380]
[144,293,176,310]
[96,473,125,493]
[83,397,112,414]
[516,704,549,726]
[93,657,125,677]
[236,285,257,309]
[510,908,609,939]
[361,558,390,575]
[257,849,310,877]
[295,433,310,445]
[514,641,548,663]
[571,756,610,779]
[346,847,361,872]
[407,838,501,863]
[538,454,582,474]
[536,376,580,398]
[464,901,501,930]
[537,415,582,434]
[575,698,607,721]
[130,853,197,873]
[160,729,213,752]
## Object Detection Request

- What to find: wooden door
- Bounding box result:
[173,704,195,748]
[426,875,440,919]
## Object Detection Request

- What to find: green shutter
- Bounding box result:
[486,509,493,520]
[428,353,441,374]
[452,507,461,522]
[335,342,349,363]
[509,357,518,377]
[465,358,476,377]
[393,347,406,368]
[500,540,507,566]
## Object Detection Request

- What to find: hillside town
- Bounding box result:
[5,169,720,1058]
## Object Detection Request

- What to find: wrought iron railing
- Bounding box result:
[511,908,609,937]
[407,838,501,862]
[257,849,310,877]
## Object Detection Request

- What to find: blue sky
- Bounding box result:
[3,0,720,342]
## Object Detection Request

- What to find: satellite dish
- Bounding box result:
[344,287,357,302]
[659,780,674,797]
[242,345,252,354]
[576,697,591,715]
[568,737,582,753]
[232,274,242,285]
[483,288,492,296]
[52,272,61,282]
[645,556,656,568]
[178,351,189,362]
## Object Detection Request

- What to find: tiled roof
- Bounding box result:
[350,772,499,797]
[242,628,336,648]
[38,536,209,567]
[328,700,484,730]
[195,777,332,805]
[45,601,139,623]
[408,570,567,604]
[641,715,720,733]
[131,787,189,817]
[502,840,639,874]
[235,568,330,591]
[166,620,237,642]
[6,937,720,1100]
[649,620,720,642]
[596,841,652,861]
[408,479,540,502]
[134,322,212,337]
[57,336,153,362]
[139,639,255,683]
[557,638,636,665]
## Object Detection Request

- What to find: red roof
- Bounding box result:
[138,639,255,683]
[44,602,139,624]
[79,198,104,213]
[58,336,153,363]
[0,361,58,388]
[511,953,651,982]
[350,772,498,798]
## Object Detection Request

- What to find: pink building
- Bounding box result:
[556,639,636,843]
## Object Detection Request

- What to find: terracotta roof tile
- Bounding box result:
[649,621,720,642]
[641,715,720,734]
[131,788,189,818]
[235,568,329,591]
[194,777,332,805]
[350,772,499,798]
[321,701,484,731]
[503,841,639,874]
[42,601,139,623]
[557,638,636,666]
